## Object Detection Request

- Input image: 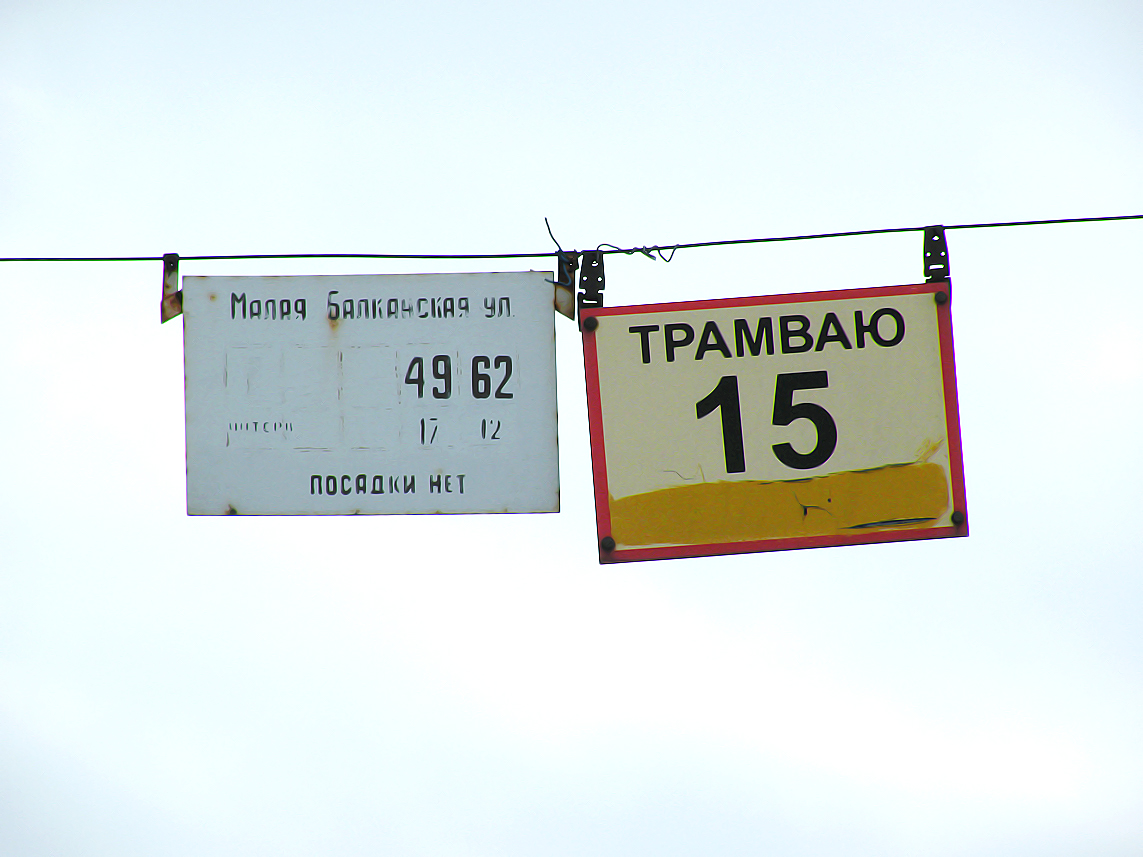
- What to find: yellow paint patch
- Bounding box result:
[610,462,949,547]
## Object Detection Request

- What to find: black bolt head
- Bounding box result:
[934,291,949,305]
[600,536,616,551]
[583,315,599,332]
[951,511,966,527]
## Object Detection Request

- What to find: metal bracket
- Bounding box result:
[160,252,182,322]
[923,226,950,284]
[551,251,579,320]
[577,250,605,329]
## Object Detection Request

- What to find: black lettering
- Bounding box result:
[874,308,905,347]
[418,297,429,318]
[388,298,399,318]
[855,309,906,347]
[772,371,837,469]
[430,474,442,493]
[310,475,322,495]
[484,297,495,317]
[664,323,695,362]
[815,312,852,351]
[343,299,355,320]
[250,300,262,319]
[327,291,340,320]
[494,356,513,398]
[696,375,746,473]
[356,474,367,494]
[432,355,452,399]
[854,311,872,348]
[472,356,491,398]
[444,475,453,493]
[404,475,415,494]
[459,297,470,316]
[325,476,337,495]
[341,475,352,495]
[457,474,465,494]
[231,292,247,319]
[695,321,732,360]
[358,299,369,320]
[629,325,660,364]
[371,476,384,494]
[280,299,291,319]
[389,476,399,494]
[295,299,307,320]
[734,317,774,356]
[780,315,813,353]
[498,297,511,317]
[443,297,455,317]
[405,357,425,398]
[266,300,276,320]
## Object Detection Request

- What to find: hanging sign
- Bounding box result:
[581,283,967,563]
[183,272,559,515]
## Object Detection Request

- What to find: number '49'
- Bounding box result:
[696,372,838,472]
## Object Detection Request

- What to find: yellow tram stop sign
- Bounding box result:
[581,283,967,563]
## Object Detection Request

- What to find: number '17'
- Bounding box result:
[696,372,838,473]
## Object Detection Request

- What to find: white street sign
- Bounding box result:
[183,272,559,515]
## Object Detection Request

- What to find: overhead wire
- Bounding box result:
[0,213,1139,265]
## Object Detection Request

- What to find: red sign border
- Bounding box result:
[581,283,968,564]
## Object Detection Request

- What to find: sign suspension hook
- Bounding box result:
[923,226,950,285]
[161,252,182,322]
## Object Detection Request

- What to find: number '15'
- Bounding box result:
[696,372,838,472]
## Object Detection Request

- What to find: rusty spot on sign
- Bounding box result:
[161,290,183,323]
[554,281,575,320]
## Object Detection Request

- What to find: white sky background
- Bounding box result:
[1,0,1142,854]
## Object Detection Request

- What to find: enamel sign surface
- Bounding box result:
[581,283,967,563]
[183,272,559,515]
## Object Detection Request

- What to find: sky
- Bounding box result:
[1,0,1142,855]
